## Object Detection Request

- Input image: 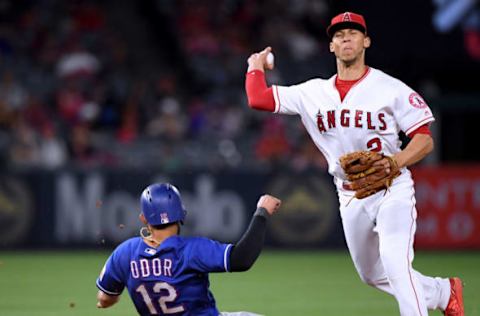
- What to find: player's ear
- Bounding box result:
[329,41,334,53]
[364,36,371,48]
[139,213,147,225]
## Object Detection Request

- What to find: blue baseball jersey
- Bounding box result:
[96,236,233,316]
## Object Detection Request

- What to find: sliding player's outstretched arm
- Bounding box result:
[229,194,281,272]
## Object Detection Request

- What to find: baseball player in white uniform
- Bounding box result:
[245,12,464,316]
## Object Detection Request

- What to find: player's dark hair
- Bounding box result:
[150,222,178,230]
[329,22,366,38]
[149,222,182,235]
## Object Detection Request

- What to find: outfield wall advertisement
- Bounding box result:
[412,166,480,249]
[1,166,480,249]
[0,170,344,248]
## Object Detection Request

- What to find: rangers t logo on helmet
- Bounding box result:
[140,183,187,226]
[160,212,170,224]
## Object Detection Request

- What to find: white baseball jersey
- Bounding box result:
[272,67,434,184]
[270,66,453,316]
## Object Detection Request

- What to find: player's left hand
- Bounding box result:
[340,151,400,199]
[96,290,119,308]
[257,194,282,215]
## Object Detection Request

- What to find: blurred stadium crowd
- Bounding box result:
[0,0,334,172]
[0,0,477,172]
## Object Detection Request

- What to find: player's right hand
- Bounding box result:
[257,194,281,215]
[247,46,274,72]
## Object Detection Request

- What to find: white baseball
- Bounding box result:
[266,52,275,66]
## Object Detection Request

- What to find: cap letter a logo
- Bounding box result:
[343,12,352,22]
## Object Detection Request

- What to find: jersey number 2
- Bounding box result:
[136,283,185,314]
[367,137,382,152]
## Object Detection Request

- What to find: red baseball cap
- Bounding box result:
[327,12,367,38]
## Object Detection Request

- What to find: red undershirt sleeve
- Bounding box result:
[245,70,275,112]
[407,124,432,138]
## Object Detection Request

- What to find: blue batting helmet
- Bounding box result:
[140,183,186,225]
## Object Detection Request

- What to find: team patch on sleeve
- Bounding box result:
[408,92,428,109]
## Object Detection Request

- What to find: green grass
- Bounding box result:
[0,250,478,315]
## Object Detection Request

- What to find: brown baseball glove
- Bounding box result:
[339,151,400,199]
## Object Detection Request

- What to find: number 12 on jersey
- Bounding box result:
[136,282,185,314]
